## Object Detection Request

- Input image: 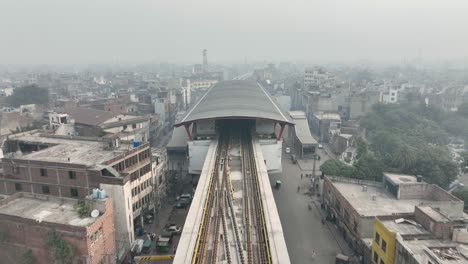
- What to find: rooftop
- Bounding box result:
[404,239,468,264]
[4,131,142,167]
[381,219,430,236]
[418,206,451,223]
[175,80,293,127]
[0,193,104,227]
[313,112,341,121]
[329,178,446,217]
[167,126,189,148]
[384,172,420,185]
[289,111,317,145]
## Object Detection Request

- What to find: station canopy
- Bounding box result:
[175,80,293,127]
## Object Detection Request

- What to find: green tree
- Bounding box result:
[7,85,49,107]
[355,137,368,160]
[20,249,35,264]
[353,153,384,181]
[453,189,468,210]
[47,229,74,264]
[320,160,344,176]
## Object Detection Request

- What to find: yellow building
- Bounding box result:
[371,218,397,264]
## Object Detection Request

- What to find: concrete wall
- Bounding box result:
[195,120,215,135]
[188,140,212,174]
[258,139,282,174]
[398,183,431,200]
[0,193,115,264]
[256,120,275,135]
[414,206,453,240]
[100,181,133,253]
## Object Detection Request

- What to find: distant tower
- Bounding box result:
[203,49,208,69]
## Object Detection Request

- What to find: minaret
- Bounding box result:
[203,49,208,70]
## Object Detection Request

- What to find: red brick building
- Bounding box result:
[0,193,115,264]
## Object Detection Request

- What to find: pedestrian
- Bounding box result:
[297,185,300,192]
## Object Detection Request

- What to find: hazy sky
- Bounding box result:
[1,0,468,64]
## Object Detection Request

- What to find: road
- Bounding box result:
[271,143,352,264]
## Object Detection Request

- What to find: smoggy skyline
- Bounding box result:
[1,0,468,64]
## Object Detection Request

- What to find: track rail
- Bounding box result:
[192,128,271,264]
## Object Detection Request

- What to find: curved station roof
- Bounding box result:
[175,80,293,127]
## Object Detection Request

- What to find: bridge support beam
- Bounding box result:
[184,123,193,141]
[277,123,285,140]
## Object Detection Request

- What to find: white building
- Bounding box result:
[382,88,399,104]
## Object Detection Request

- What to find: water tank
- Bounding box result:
[92,188,99,199]
[133,141,140,148]
[99,189,106,199]
[416,175,423,182]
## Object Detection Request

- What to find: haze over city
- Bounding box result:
[1,0,468,64]
[1,1,468,264]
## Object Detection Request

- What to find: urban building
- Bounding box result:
[0,131,155,260]
[371,203,468,264]
[0,192,116,264]
[51,107,150,142]
[349,91,382,119]
[309,111,341,143]
[322,173,464,263]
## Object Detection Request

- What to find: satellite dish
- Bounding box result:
[91,209,100,218]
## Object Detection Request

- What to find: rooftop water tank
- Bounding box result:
[92,188,99,199]
[133,141,140,148]
[99,189,106,199]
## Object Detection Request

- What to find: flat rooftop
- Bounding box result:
[404,240,468,263]
[5,132,139,166]
[331,180,440,217]
[0,195,101,227]
[381,219,430,236]
[384,173,419,185]
[418,206,451,222]
[313,112,341,121]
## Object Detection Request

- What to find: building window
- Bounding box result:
[15,183,22,191]
[13,166,20,174]
[132,124,137,129]
[68,171,76,179]
[375,232,380,245]
[373,251,378,263]
[381,239,387,253]
[42,186,50,194]
[40,168,48,177]
[70,188,78,197]
[123,125,127,130]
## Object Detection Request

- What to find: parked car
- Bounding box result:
[318,144,323,149]
[175,200,189,209]
[166,225,182,235]
[177,193,192,201]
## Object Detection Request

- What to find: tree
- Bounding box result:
[453,189,468,210]
[355,137,368,160]
[20,249,35,264]
[353,153,385,181]
[6,85,49,107]
[47,229,74,264]
[320,160,344,176]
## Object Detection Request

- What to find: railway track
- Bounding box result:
[192,128,271,264]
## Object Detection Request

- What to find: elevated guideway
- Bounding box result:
[174,128,290,264]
